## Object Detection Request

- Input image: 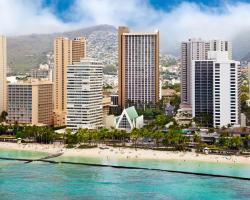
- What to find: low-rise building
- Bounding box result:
[165,103,175,116]
[116,106,143,132]
[175,107,193,126]
[199,130,220,144]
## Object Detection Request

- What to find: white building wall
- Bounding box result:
[241,113,246,127]
[0,36,7,113]
[135,115,144,128]
[192,51,240,128]
[213,59,240,127]
[209,40,232,60]
[103,115,116,128]
[191,60,196,118]
[181,39,232,108]
[67,58,103,130]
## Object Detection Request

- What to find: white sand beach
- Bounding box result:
[0,142,249,164]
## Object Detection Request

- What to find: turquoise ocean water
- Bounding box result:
[0,149,250,200]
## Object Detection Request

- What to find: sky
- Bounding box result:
[1,0,250,52]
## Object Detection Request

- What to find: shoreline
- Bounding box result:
[0,142,249,165]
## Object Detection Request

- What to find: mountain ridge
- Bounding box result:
[7,24,250,74]
[7,24,117,74]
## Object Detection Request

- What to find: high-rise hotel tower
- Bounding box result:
[0,36,7,114]
[67,58,103,130]
[181,39,232,109]
[53,37,87,126]
[191,51,240,127]
[118,27,159,109]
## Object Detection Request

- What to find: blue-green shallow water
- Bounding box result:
[53,155,250,178]
[0,148,48,159]
[0,149,250,200]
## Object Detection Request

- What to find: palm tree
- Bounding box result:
[77,128,90,144]
[65,128,72,144]
[0,111,8,123]
[130,128,140,148]
[243,135,250,149]
[193,134,201,143]
[229,136,243,150]
[152,130,164,147]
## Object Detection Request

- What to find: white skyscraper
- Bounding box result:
[209,40,232,59]
[191,51,240,127]
[67,58,103,130]
[0,36,7,114]
[181,39,232,109]
[181,39,209,108]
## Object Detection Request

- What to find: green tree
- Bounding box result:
[0,111,8,122]
[152,130,164,147]
[35,127,55,144]
[77,128,90,144]
[241,93,249,106]
[241,85,249,93]
[243,135,250,149]
[229,136,243,150]
[193,134,201,143]
[0,124,7,135]
[155,114,169,127]
[98,128,110,143]
[16,130,28,139]
[130,128,140,148]
[66,130,77,145]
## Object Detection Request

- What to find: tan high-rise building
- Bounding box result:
[0,36,7,114]
[72,37,87,63]
[118,26,160,109]
[53,37,87,126]
[8,79,53,125]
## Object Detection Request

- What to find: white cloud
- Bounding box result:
[0,0,75,35]
[1,0,250,54]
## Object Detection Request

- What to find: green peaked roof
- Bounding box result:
[125,106,139,121]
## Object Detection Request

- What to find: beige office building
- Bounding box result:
[0,36,7,114]
[8,79,53,125]
[118,27,160,109]
[53,37,87,126]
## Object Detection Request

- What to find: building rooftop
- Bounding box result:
[8,79,52,86]
[125,106,139,121]
[161,89,176,97]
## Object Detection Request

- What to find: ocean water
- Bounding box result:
[0,149,250,200]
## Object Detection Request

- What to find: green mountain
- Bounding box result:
[7,25,117,74]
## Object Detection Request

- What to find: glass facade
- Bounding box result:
[194,61,214,127]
